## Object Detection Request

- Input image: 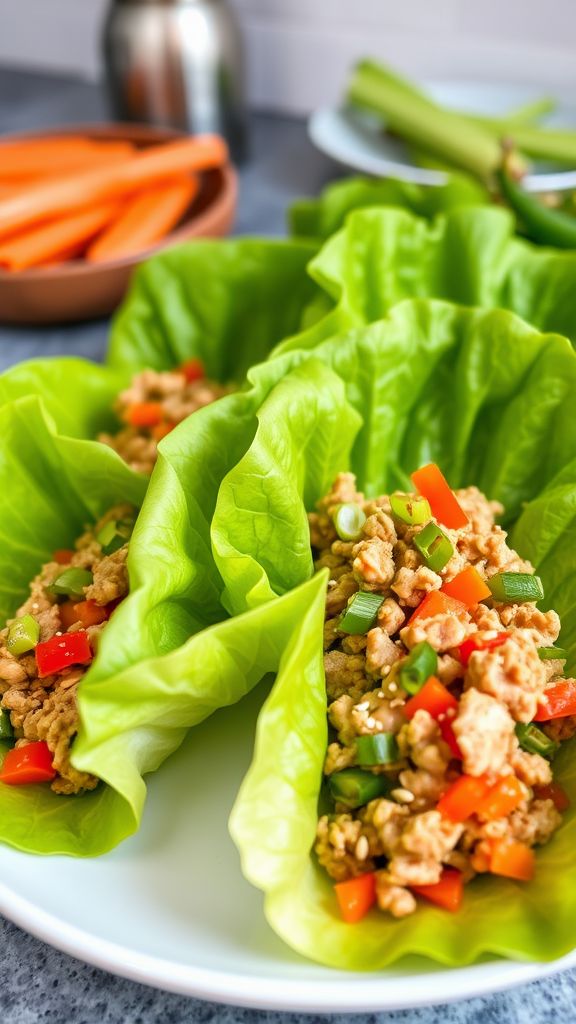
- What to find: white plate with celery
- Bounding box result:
[310,64,576,192]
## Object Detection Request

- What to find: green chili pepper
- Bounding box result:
[332,503,366,541]
[398,641,438,696]
[47,568,93,600]
[488,572,544,603]
[328,768,391,809]
[356,733,399,766]
[538,646,568,661]
[413,522,453,572]
[390,493,431,526]
[97,517,134,555]
[498,155,576,249]
[339,592,385,635]
[515,722,559,759]
[0,709,14,740]
[6,614,40,657]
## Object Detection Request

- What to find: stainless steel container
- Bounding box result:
[102,0,247,159]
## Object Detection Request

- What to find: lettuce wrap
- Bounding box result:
[201,298,576,967]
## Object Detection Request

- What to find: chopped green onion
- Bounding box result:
[46,568,93,600]
[413,522,454,572]
[390,493,432,526]
[538,646,568,661]
[356,733,399,766]
[339,592,385,635]
[328,768,391,809]
[398,641,438,696]
[0,709,13,740]
[488,572,544,603]
[515,722,559,759]
[332,503,366,541]
[97,517,134,555]
[6,614,40,657]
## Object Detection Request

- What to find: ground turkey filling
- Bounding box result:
[0,506,134,795]
[99,365,231,475]
[310,473,572,919]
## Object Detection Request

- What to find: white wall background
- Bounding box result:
[1,0,576,113]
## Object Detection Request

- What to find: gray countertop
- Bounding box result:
[1,65,576,1024]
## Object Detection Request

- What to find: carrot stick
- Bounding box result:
[86,175,198,263]
[0,136,228,240]
[0,200,122,272]
[0,137,135,179]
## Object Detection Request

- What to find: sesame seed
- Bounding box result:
[355,835,369,861]
[365,716,376,729]
[356,701,369,712]
[388,682,398,693]
[391,787,415,804]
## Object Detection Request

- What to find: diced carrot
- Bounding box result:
[180,358,205,383]
[125,401,164,428]
[72,600,109,629]
[152,421,175,442]
[0,136,228,241]
[53,548,74,565]
[534,782,570,812]
[408,590,466,625]
[437,774,492,823]
[475,775,524,820]
[411,869,464,912]
[534,680,576,721]
[459,632,509,666]
[59,601,80,630]
[441,567,491,609]
[0,200,122,272]
[489,839,534,882]
[334,872,376,924]
[0,741,56,785]
[411,464,468,530]
[404,676,458,722]
[86,175,198,264]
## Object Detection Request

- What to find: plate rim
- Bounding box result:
[2,878,575,1011]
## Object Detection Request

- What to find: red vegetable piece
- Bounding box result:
[411,464,468,530]
[437,774,492,822]
[475,775,525,820]
[408,590,466,625]
[125,401,164,428]
[334,873,377,923]
[35,630,92,678]
[0,741,56,785]
[441,567,491,609]
[404,676,458,722]
[411,869,463,912]
[534,680,576,721]
[459,632,509,666]
[534,782,570,812]
[72,600,109,628]
[53,548,74,565]
[180,357,205,383]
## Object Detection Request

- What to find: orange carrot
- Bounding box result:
[404,675,458,721]
[53,549,74,565]
[0,200,121,272]
[475,776,525,821]
[0,137,135,180]
[334,873,376,923]
[408,590,466,624]
[441,566,491,608]
[534,782,570,812]
[437,774,492,823]
[489,839,534,882]
[411,869,463,912]
[86,175,198,263]
[72,601,109,629]
[0,136,228,240]
[411,464,468,530]
[180,358,205,382]
[125,402,164,428]
[152,422,176,442]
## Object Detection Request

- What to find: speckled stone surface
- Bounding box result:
[1,66,576,1024]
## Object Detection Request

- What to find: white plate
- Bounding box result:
[0,683,574,1012]
[309,81,576,192]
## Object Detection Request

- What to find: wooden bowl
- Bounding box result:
[0,124,238,325]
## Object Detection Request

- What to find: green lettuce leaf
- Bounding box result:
[228,298,576,967]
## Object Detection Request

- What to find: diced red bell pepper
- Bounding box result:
[437,774,492,823]
[334,872,376,923]
[411,464,468,530]
[0,741,56,785]
[459,632,509,666]
[125,401,164,428]
[534,680,576,721]
[152,421,175,442]
[534,782,570,812]
[475,775,524,820]
[53,548,74,565]
[35,630,92,678]
[180,357,205,383]
[408,590,467,625]
[404,676,458,722]
[441,567,491,609]
[411,868,464,912]
[438,718,462,760]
